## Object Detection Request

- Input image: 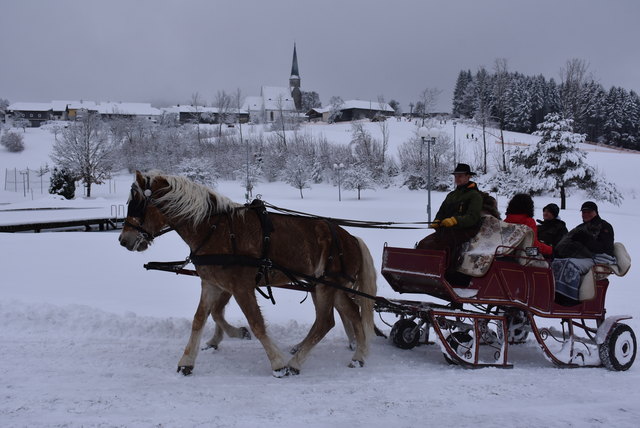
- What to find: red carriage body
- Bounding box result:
[378,245,636,371]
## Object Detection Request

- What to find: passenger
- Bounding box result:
[480,192,501,219]
[552,201,615,305]
[504,194,553,257]
[417,163,483,286]
[536,203,568,248]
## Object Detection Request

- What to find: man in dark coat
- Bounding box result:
[536,203,568,248]
[417,163,483,285]
[552,201,615,305]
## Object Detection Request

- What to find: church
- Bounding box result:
[243,44,303,123]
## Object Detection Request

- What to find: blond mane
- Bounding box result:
[145,172,239,227]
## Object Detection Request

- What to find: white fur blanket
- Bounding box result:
[457,215,545,277]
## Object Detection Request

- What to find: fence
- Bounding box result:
[4,167,52,196]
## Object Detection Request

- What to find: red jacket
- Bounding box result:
[504,213,553,256]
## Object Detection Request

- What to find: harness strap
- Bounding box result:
[189,253,376,301]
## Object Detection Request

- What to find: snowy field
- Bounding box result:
[1,122,639,427]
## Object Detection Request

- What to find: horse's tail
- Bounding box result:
[354,236,377,349]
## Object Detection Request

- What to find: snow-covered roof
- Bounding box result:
[95,102,162,116]
[260,86,296,111]
[242,96,264,111]
[8,102,53,112]
[314,99,395,113]
[162,105,247,115]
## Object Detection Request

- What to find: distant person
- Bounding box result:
[417,163,483,285]
[536,203,568,248]
[503,194,552,256]
[552,201,615,305]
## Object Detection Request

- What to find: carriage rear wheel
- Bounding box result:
[390,319,420,349]
[599,323,637,371]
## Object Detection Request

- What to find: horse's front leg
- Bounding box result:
[177,281,217,375]
[203,283,251,350]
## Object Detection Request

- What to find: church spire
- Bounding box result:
[289,43,302,111]
[290,43,300,78]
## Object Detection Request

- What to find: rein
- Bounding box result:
[259,201,431,230]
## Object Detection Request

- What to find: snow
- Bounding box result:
[1,123,640,427]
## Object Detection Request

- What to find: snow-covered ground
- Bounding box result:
[1,123,639,427]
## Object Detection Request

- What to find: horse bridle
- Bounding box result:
[124,180,173,247]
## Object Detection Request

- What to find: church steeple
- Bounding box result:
[290,43,300,80]
[289,43,302,111]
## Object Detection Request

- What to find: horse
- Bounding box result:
[118,171,377,377]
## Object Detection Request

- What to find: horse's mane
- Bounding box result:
[145,171,239,227]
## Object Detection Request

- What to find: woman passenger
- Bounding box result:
[504,194,553,257]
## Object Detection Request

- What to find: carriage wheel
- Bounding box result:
[390,319,420,349]
[599,323,637,371]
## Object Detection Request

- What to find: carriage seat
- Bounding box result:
[578,242,631,301]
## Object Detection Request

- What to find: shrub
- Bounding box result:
[1,131,25,152]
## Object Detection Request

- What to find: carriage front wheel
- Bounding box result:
[390,319,421,349]
[599,323,637,371]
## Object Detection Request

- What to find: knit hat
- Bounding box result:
[543,203,560,218]
[580,201,598,213]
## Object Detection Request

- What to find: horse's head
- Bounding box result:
[119,171,170,252]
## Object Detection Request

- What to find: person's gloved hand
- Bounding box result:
[440,217,458,228]
[429,219,441,229]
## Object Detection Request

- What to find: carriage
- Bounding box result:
[376,243,636,371]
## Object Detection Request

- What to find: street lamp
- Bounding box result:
[333,163,344,201]
[418,127,436,222]
[452,120,457,166]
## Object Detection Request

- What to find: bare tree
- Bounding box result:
[190,92,203,143]
[559,58,598,132]
[418,88,441,126]
[50,113,118,197]
[473,67,493,174]
[492,58,510,171]
[214,90,233,136]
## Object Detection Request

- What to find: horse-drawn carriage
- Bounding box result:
[120,171,636,375]
[377,243,636,371]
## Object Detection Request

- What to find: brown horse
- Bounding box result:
[118,171,377,377]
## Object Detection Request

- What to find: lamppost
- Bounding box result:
[333,163,344,201]
[418,127,436,222]
[452,120,457,166]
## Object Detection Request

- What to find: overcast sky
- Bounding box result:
[1,0,638,112]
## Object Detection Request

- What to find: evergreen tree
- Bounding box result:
[452,70,472,117]
[49,167,76,199]
[512,113,622,209]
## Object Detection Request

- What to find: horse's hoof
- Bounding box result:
[201,343,218,351]
[272,367,289,378]
[240,327,251,340]
[178,366,193,376]
[348,360,364,368]
[272,366,300,377]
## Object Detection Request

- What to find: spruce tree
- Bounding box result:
[513,113,622,209]
[49,167,76,199]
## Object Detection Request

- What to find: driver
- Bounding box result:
[417,163,483,285]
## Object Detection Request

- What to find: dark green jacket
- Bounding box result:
[435,181,482,228]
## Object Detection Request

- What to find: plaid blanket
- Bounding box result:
[552,258,596,300]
